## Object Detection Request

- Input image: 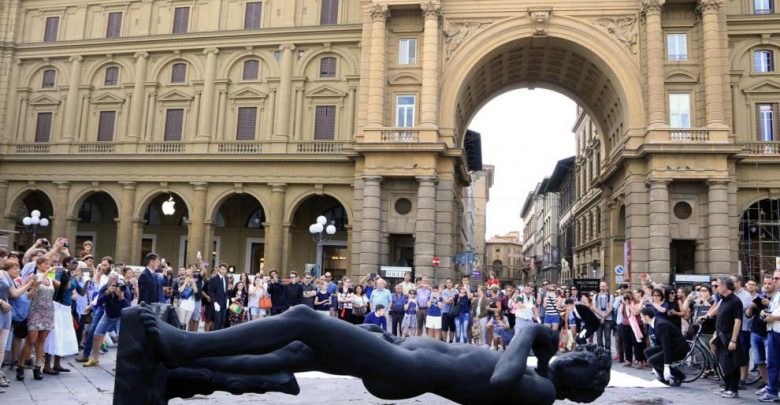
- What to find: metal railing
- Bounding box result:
[380,128,419,142]
[215,142,262,154]
[296,141,347,154]
[77,142,115,154]
[669,128,710,142]
[145,142,187,154]
[742,142,780,155]
[15,144,50,154]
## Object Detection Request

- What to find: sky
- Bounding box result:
[468,89,577,240]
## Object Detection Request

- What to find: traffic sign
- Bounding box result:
[432,257,440,267]
[614,265,625,276]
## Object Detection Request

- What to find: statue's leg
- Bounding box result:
[165,368,300,399]
[187,342,332,375]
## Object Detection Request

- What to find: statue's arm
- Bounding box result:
[490,324,558,388]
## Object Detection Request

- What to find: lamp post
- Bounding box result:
[309,215,336,276]
[22,210,49,244]
[592,259,600,278]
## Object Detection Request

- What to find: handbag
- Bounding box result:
[229,302,243,314]
[10,294,29,322]
[259,295,272,310]
[181,286,193,300]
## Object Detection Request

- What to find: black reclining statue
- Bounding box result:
[114,304,611,405]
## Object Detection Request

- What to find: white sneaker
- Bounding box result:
[721,391,738,399]
[757,387,768,396]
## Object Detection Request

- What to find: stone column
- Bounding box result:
[359,176,382,276]
[187,183,208,264]
[366,4,389,127]
[197,48,219,140]
[127,52,148,141]
[647,178,671,279]
[273,44,295,141]
[3,59,20,141]
[414,176,437,279]
[62,56,83,141]
[265,183,287,272]
[115,182,136,264]
[435,179,456,282]
[420,2,440,127]
[698,0,727,127]
[707,180,730,275]
[51,182,70,239]
[641,0,666,128]
[130,219,144,264]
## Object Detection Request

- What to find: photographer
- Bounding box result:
[43,256,84,375]
[267,269,287,315]
[83,278,130,367]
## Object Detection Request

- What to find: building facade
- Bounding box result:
[0,0,777,285]
[484,231,524,284]
[546,156,575,285]
[469,165,493,269]
[572,108,604,280]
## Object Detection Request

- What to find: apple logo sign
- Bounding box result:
[162,197,176,216]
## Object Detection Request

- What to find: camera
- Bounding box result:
[117,280,127,291]
[41,238,49,247]
[63,241,69,248]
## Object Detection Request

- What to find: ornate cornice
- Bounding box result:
[639,0,665,14]
[368,3,390,22]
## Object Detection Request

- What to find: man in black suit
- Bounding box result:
[138,253,161,304]
[208,263,229,330]
[641,306,688,386]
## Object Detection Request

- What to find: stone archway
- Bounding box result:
[74,192,119,259]
[288,195,349,278]
[10,190,54,251]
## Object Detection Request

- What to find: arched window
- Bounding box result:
[41,69,56,89]
[242,59,259,80]
[320,57,336,78]
[171,63,187,83]
[492,260,503,273]
[104,66,119,86]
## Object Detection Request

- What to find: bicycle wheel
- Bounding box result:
[675,341,707,383]
[745,354,762,385]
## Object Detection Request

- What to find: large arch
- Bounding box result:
[74,191,119,258]
[210,193,267,274]
[9,190,54,251]
[287,194,350,279]
[139,192,190,268]
[440,15,644,151]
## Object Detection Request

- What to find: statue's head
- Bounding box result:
[548,345,611,403]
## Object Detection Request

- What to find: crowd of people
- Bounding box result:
[3,237,780,402]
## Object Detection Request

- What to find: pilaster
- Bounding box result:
[359,176,382,275]
[414,176,437,280]
[115,182,137,264]
[366,4,389,127]
[265,183,287,272]
[707,179,730,275]
[641,0,666,128]
[273,44,295,141]
[420,1,441,128]
[197,48,219,140]
[698,0,727,128]
[647,178,671,281]
[127,52,149,141]
[186,182,208,265]
[62,56,83,141]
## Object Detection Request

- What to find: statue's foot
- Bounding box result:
[137,304,185,368]
[167,368,300,398]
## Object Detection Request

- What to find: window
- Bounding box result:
[106,12,122,38]
[35,112,52,142]
[320,0,339,25]
[244,2,262,29]
[236,107,257,140]
[172,7,190,34]
[399,39,417,64]
[274,51,282,61]
[667,33,687,62]
[171,63,187,83]
[44,16,59,42]
[755,0,774,14]
[314,106,336,140]
[97,111,116,142]
[41,69,55,89]
[104,66,119,86]
[396,95,416,128]
[164,109,184,141]
[242,60,259,80]
[755,50,774,73]
[757,103,779,141]
[669,93,691,128]
[319,57,336,78]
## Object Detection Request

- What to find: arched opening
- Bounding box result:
[739,199,780,282]
[289,195,349,279]
[212,194,266,274]
[75,192,119,259]
[491,259,503,276]
[11,190,53,251]
[141,193,189,268]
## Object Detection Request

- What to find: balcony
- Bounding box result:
[669,128,710,142]
[214,142,262,154]
[380,128,419,142]
[145,142,187,154]
[15,144,50,154]
[77,142,116,154]
[741,142,780,155]
[295,141,347,154]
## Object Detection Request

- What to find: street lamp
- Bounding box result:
[591,259,600,278]
[22,209,49,242]
[309,216,336,277]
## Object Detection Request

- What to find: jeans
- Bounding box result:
[478,316,489,345]
[767,331,780,395]
[83,306,104,357]
[751,332,768,365]
[455,312,471,343]
[597,319,612,351]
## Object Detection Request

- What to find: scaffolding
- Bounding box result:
[739,198,780,282]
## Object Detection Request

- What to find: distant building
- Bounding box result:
[546,156,576,285]
[459,165,494,275]
[485,231,525,284]
[572,107,603,280]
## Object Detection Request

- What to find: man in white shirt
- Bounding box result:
[512,285,538,339]
[594,282,614,351]
[759,270,780,402]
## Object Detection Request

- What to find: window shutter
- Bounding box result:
[164,109,184,141]
[171,63,187,83]
[106,12,122,38]
[245,2,262,29]
[173,7,189,34]
[105,67,119,86]
[97,111,116,142]
[42,70,55,88]
[243,60,259,80]
[44,17,59,42]
[321,0,339,25]
[236,107,257,140]
[35,112,52,142]
[314,106,336,140]
[320,57,336,78]
[774,103,780,141]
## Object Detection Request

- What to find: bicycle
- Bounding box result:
[674,327,761,385]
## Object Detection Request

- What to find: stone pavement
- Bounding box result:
[0,347,769,404]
